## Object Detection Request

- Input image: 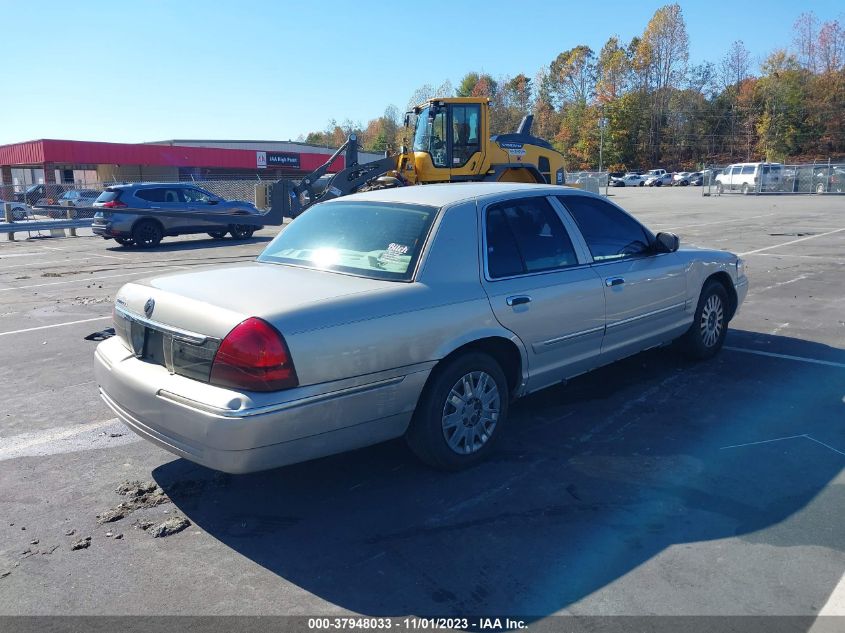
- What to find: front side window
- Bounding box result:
[451,104,481,167]
[412,106,448,168]
[181,188,215,203]
[258,201,438,281]
[486,197,578,279]
[558,196,652,262]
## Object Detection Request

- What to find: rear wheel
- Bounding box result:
[229,225,255,240]
[131,220,163,248]
[114,237,134,247]
[741,183,749,195]
[716,182,724,194]
[406,352,509,470]
[681,280,729,360]
[208,231,227,240]
[639,181,645,187]
[816,182,826,194]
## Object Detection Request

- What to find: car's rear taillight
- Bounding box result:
[210,318,298,392]
[102,200,127,208]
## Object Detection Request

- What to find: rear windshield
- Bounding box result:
[258,201,438,281]
[95,190,121,203]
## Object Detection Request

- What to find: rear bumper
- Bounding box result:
[94,337,428,473]
[92,223,129,238]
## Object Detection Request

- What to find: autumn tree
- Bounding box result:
[793,11,819,73]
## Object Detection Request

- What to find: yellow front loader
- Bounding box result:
[270,97,567,218]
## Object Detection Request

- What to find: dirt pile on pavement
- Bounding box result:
[97,480,196,538]
[97,480,170,524]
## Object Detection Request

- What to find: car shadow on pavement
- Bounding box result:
[153,330,845,618]
[106,235,273,254]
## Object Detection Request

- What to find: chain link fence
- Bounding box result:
[702,161,845,196]
[2,177,273,223]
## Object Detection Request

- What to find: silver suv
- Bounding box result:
[92,183,263,248]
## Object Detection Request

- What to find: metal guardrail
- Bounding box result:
[0,218,92,232]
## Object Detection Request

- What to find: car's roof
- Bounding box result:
[327,182,587,207]
[107,182,199,190]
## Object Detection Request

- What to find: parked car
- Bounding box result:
[672,172,691,186]
[92,183,264,247]
[688,172,704,186]
[812,166,845,194]
[612,174,646,187]
[59,189,100,207]
[13,183,68,206]
[715,162,783,194]
[49,189,102,218]
[0,199,29,221]
[95,182,748,473]
[702,169,722,186]
[646,173,674,187]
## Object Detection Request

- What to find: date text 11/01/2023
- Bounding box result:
[307,617,528,630]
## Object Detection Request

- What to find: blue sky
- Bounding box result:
[0,0,842,146]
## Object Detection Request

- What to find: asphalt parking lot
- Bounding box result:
[1,187,844,623]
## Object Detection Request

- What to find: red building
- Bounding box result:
[0,138,382,194]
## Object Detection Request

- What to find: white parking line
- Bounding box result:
[0,418,139,461]
[0,316,110,336]
[818,573,845,616]
[740,227,845,256]
[0,266,186,292]
[721,434,845,456]
[654,212,776,231]
[0,256,115,271]
[752,274,810,294]
[724,346,845,369]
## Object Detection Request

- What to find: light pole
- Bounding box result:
[598,114,608,174]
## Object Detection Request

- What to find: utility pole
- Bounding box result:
[598,112,608,173]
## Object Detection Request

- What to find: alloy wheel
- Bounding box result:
[700,294,724,348]
[441,371,500,455]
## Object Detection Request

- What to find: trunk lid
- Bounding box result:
[115,261,393,340]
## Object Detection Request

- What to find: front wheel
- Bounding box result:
[406,352,509,470]
[816,183,826,194]
[680,281,729,360]
[114,237,134,247]
[229,225,255,240]
[208,231,227,240]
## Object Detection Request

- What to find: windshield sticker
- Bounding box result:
[378,242,410,264]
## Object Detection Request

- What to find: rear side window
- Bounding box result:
[135,188,165,202]
[558,196,651,261]
[741,166,755,175]
[95,190,120,203]
[486,197,578,279]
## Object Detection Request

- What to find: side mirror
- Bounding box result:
[655,232,680,253]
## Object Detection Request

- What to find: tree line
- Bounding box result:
[298,5,845,171]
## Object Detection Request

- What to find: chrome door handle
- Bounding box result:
[606,277,625,287]
[506,295,532,306]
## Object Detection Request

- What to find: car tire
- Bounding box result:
[229,225,255,240]
[406,352,509,471]
[131,220,163,248]
[816,183,825,194]
[208,231,227,240]
[681,280,730,360]
[716,183,724,194]
[114,237,134,247]
[741,183,749,195]
[639,181,644,187]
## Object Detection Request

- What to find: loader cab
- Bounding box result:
[410,99,486,181]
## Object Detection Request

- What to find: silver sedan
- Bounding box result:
[95,183,748,473]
